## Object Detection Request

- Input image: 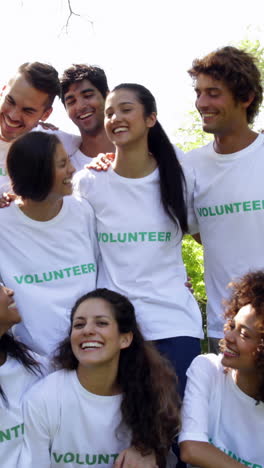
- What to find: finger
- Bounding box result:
[113,451,125,468]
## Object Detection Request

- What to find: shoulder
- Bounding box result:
[183,142,214,166]
[187,353,223,379]
[33,126,81,155]
[25,369,68,404]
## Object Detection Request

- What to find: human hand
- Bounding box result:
[185,275,194,294]
[38,121,59,131]
[0,192,17,208]
[85,152,115,171]
[113,447,158,468]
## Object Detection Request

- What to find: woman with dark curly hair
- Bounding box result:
[179,271,264,468]
[19,288,181,468]
[0,283,47,467]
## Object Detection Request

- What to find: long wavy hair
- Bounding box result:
[0,333,42,404]
[220,270,264,403]
[111,83,188,235]
[55,288,181,466]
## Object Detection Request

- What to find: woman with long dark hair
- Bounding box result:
[179,271,264,467]
[0,131,98,357]
[0,283,46,466]
[19,288,181,467]
[74,83,203,395]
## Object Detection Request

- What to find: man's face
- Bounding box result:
[195,73,248,136]
[64,79,105,137]
[0,73,52,142]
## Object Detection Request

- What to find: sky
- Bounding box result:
[1,0,264,139]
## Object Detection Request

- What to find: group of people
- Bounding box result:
[0,45,263,468]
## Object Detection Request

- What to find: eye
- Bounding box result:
[96,320,109,327]
[73,322,84,329]
[84,93,94,99]
[209,91,220,98]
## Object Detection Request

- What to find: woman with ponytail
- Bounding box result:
[74,84,203,395]
[0,284,46,466]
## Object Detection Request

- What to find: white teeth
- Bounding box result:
[225,347,238,356]
[4,116,21,128]
[113,127,127,134]
[79,112,93,120]
[81,342,103,349]
[63,178,72,184]
[8,301,17,310]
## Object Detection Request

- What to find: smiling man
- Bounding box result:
[60,64,114,171]
[0,62,60,192]
[183,46,264,352]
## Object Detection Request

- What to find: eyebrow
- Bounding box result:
[73,314,110,321]
[194,86,221,92]
[105,101,134,112]
[7,94,38,112]
[64,88,95,102]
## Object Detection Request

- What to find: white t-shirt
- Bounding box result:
[179,354,264,467]
[74,167,203,341]
[183,134,264,338]
[20,369,177,468]
[19,369,131,468]
[71,148,93,171]
[0,196,98,356]
[34,126,81,156]
[0,353,48,467]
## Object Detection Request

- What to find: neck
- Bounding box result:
[113,142,157,179]
[213,127,258,154]
[76,362,121,396]
[18,197,63,221]
[234,369,260,399]
[80,129,114,158]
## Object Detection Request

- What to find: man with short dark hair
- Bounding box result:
[0,62,60,192]
[60,64,114,170]
[183,46,264,352]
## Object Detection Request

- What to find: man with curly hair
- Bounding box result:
[183,46,264,353]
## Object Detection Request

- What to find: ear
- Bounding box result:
[146,112,157,129]
[120,332,133,350]
[242,92,255,110]
[40,106,53,122]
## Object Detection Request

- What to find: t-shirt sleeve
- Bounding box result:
[178,354,219,444]
[18,381,56,468]
[73,168,95,201]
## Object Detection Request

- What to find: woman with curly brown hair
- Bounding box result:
[179,271,264,468]
[19,288,181,468]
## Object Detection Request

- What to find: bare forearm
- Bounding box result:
[180,441,245,468]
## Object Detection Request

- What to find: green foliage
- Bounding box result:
[176,110,213,153]
[237,38,264,78]
[182,235,206,305]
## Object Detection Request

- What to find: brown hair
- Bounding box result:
[221,271,264,403]
[188,46,263,124]
[55,288,181,465]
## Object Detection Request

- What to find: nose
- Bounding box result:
[4,286,14,297]
[224,327,236,343]
[68,160,75,175]
[82,321,96,336]
[8,107,21,122]
[196,93,210,110]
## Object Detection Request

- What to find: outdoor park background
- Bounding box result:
[1,0,264,335]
